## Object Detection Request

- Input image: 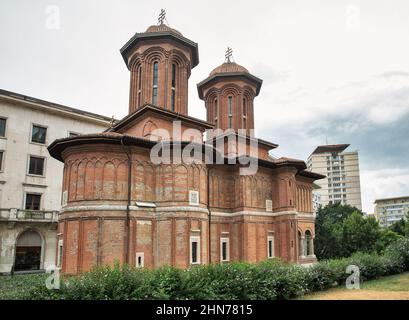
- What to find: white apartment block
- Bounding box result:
[312,183,322,215]
[307,144,362,210]
[374,196,409,228]
[0,89,111,273]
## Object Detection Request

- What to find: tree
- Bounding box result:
[314,203,399,260]
[389,212,409,236]
[341,211,381,256]
[376,229,403,253]
[315,203,361,259]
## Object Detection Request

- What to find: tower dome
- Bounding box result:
[145,24,183,36]
[197,48,262,134]
[209,61,249,76]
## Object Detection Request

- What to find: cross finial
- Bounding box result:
[225,47,233,63]
[110,115,115,128]
[158,9,166,25]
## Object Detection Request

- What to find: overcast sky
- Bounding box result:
[1,0,409,213]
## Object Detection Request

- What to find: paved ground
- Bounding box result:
[301,272,409,300]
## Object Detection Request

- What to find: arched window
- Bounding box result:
[305,230,312,256]
[137,66,142,107]
[228,96,233,128]
[171,64,176,111]
[214,99,218,128]
[14,230,42,271]
[152,62,159,105]
[242,98,247,130]
[298,231,303,257]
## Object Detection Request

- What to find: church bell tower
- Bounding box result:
[197,48,262,135]
[120,9,199,115]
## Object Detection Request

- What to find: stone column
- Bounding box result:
[309,237,315,257]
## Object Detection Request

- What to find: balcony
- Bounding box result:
[0,208,58,228]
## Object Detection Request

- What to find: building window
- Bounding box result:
[171,64,176,111]
[136,252,144,268]
[57,239,63,268]
[0,151,3,171]
[0,117,6,137]
[28,156,45,176]
[268,235,275,258]
[305,230,313,256]
[25,193,41,210]
[190,236,200,265]
[228,96,233,128]
[31,124,47,144]
[220,237,230,262]
[137,66,142,107]
[214,99,218,128]
[242,98,247,130]
[152,62,159,105]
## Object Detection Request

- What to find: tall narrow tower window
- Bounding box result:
[152,62,159,105]
[214,99,218,128]
[242,98,247,130]
[228,96,233,128]
[137,66,142,107]
[171,64,176,111]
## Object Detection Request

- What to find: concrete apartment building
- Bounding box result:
[0,89,111,273]
[374,196,409,227]
[307,144,362,210]
[312,183,322,215]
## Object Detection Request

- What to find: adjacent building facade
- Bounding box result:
[0,90,111,273]
[312,183,322,215]
[374,196,409,227]
[47,18,324,275]
[307,144,362,210]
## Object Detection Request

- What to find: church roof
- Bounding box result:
[120,23,199,69]
[105,104,214,133]
[145,24,183,36]
[209,62,249,76]
[197,61,263,99]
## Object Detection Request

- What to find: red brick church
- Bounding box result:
[48,13,324,275]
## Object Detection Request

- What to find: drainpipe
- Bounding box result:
[121,137,132,265]
[207,166,212,265]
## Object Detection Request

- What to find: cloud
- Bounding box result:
[256,70,409,132]
[375,71,409,78]
[361,168,409,213]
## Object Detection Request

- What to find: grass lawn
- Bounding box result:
[0,273,48,300]
[300,272,409,300]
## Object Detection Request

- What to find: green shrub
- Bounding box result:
[7,237,409,300]
[385,237,409,269]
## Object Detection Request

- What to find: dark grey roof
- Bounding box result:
[0,89,113,123]
[311,144,350,155]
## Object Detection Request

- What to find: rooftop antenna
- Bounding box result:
[225,47,233,63]
[158,9,167,25]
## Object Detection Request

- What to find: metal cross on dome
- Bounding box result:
[158,9,166,25]
[225,47,233,63]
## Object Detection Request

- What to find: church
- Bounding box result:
[48,12,324,275]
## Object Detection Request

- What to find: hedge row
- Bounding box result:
[24,237,409,300]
